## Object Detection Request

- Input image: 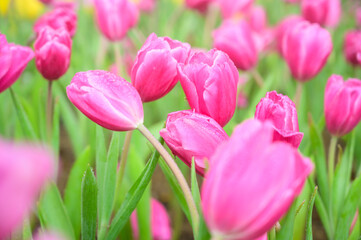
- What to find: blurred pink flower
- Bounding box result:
[213,19,258,71]
[34,6,77,37]
[67,70,144,131]
[301,0,341,27]
[282,20,332,81]
[0,34,34,93]
[137,0,156,12]
[34,27,72,81]
[217,0,253,19]
[324,75,361,136]
[343,30,361,66]
[0,140,54,239]
[131,199,172,240]
[255,91,303,148]
[94,0,139,41]
[275,15,304,55]
[178,49,238,127]
[246,5,267,32]
[201,119,313,240]
[131,33,191,102]
[185,0,213,12]
[236,91,248,109]
[160,110,228,176]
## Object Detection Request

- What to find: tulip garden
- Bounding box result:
[1,0,361,239]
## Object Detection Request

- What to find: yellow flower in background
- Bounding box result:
[0,0,44,19]
[0,0,10,16]
[171,0,184,6]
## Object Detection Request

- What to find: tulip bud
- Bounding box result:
[131,199,172,240]
[282,21,332,81]
[34,27,72,81]
[94,0,139,41]
[67,70,144,131]
[131,33,191,102]
[217,0,253,19]
[246,6,267,32]
[275,15,304,55]
[301,0,341,27]
[343,30,361,67]
[324,75,361,136]
[213,20,258,71]
[0,34,34,93]
[34,7,77,37]
[185,0,213,12]
[255,91,303,148]
[0,139,53,239]
[160,110,228,176]
[137,0,156,12]
[178,49,238,127]
[201,119,313,240]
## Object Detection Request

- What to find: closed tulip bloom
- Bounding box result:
[185,0,213,12]
[137,0,156,12]
[0,34,34,93]
[201,119,313,240]
[178,49,238,126]
[131,199,172,240]
[255,91,303,148]
[343,30,361,66]
[131,33,191,102]
[34,6,77,37]
[94,0,139,41]
[0,140,53,239]
[282,21,332,81]
[217,0,253,19]
[275,15,304,55]
[213,20,258,71]
[324,75,361,136]
[301,0,341,27]
[67,70,144,131]
[159,110,228,176]
[246,6,267,32]
[34,27,72,81]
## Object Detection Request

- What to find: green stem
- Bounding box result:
[269,226,276,240]
[137,124,199,232]
[294,81,303,109]
[46,81,53,142]
[250,69,264,87]
[328,136,338,187]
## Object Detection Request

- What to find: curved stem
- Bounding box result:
[137,124,199,231]
[117,131,133,189]
[328,136,338,187]
[46,81,53,142]
[250,69,264,87]
[294,81,303,109]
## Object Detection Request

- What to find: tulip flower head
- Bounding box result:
[201,119,313,240]
[0,139,54,239]
[217,0,253,19]
[255,91,303,148]
[94,0,139,41]
[160,110,229,176]
[131,199,172,240]
[213,19,258,71]
[137,0,156,12]
[0,34,34,93]
[185,0,213,12]
[282,20,332,81]
[301,0,341,27]
[343,30,361,67]
[178,49,238,126]
[67,70,144,131]
[131,33,191,102]
[324,75,361,136]
[275,15,304,55]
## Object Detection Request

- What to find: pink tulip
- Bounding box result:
[282,20,332,81]
[131,33,191,102]
[213,20,258,71]
[343,30,361,66]
[324,75,361,136]
[131,199,172,240]
[246,6,267,32]
[275,15,304,55]
[0,34,34,93]
[255,91,303,148]
[159,110,228,176]
[301,0,341,27]
[34,7,77,37]
[201,119,313,240]
[67,70,144,131]
[178,49,238,127]
[34,27,72,81]
[217,0,254,19]
[0,139,53,239]
[185,0,213,12]
[94,0,139,41]
[137,0,156,12]
[39,0,53,4]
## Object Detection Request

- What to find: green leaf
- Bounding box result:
[38,184,75,240]
[9,88,37,139]
[305,186,318,240]
[105,146,160,240]
[81,166,98,240]
[64,147,92,238]
[276,201,296,240]
[334,174,361,239]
